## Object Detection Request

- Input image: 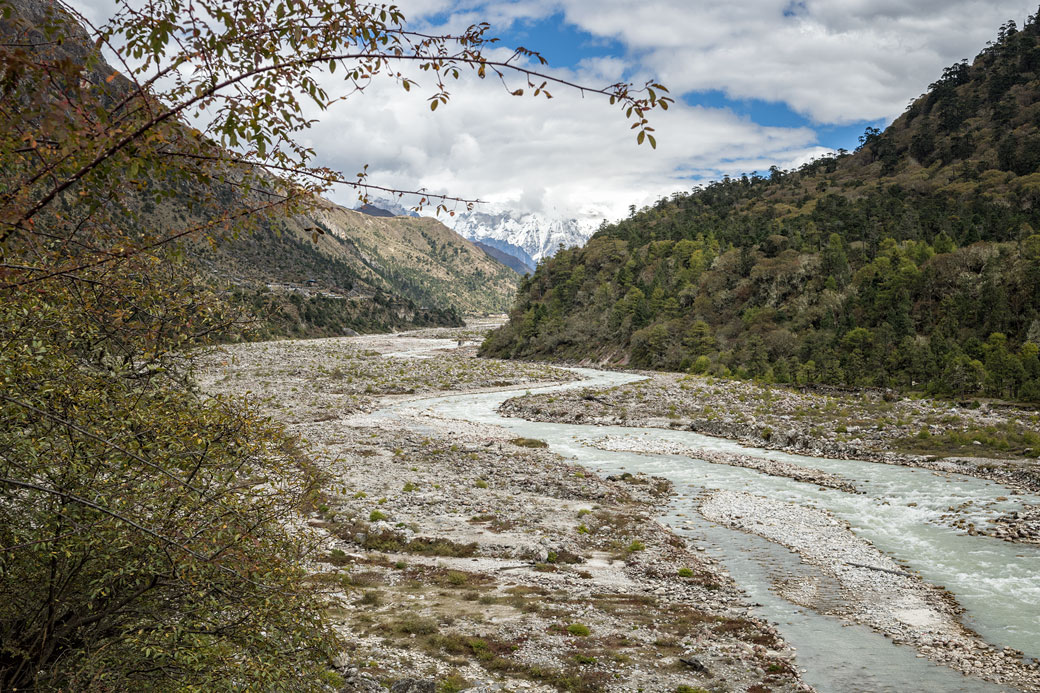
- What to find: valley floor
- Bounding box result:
[195,326,1040,692]
[502,371,1040,546]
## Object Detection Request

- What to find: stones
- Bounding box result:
[595,437,860,494]
[699,489,1040,691]
[389,680,435,693]
[200,327,816,693]
[500,371,1040,496]
[338,668,383,693]
[679,654,709,672]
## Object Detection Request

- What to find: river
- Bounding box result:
[377,366,1040,693]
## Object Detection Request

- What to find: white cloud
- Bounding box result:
[304,58,822,221]
[65,0,1037,222]
[395,0,1032,123]
[554,0,1034,123]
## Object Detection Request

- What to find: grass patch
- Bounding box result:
[424,633,610,692]
[894,422,1040,459]
[468,514,516,533]
[362,531,478,557]
[510,437,549,448]
[325,548,352,566]
[566,623,591,637]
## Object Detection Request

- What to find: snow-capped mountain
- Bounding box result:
[449,210,598,264]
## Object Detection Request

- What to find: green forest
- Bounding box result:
[483,13,1040,402]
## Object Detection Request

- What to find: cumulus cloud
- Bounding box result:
[339,0,1033,217]
[65,0,1036,221]
[419,0,1034,124]
[303,59,823,221]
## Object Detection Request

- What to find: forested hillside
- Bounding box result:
[202,203,518,338]
[483,12,1040,402]
[0,0,515,341]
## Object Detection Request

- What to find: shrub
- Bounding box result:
[509,437,549,448]
[566,623,590,637]
[689,355,712,375]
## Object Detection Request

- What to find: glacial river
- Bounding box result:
[378,366,1040,693]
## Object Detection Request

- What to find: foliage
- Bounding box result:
[0,0,667,688]
[0,266,339,689]
[483,9,1040,403]
[566,623,591,637]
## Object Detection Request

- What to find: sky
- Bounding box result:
[72,0,1037,223]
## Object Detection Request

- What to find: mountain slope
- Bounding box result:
[473,241,532,275]
[0,0,515,337]
[200,201,520,337]
[304,203,518,313]
[482,13,1040,402]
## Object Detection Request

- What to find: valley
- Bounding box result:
[197,324,1040,692]
[5,1,1040,690]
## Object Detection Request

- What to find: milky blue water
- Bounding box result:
[375,367,1039,692]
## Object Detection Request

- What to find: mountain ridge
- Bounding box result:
[450,208,596,264]
[0,0,516,338]
[482,11,1040,403]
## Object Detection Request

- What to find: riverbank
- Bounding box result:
[493,369,1040,688]
[197,329,812,692]
[498,372,1040,498]
[699,490,1040,690]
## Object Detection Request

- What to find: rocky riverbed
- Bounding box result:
[197,329,812,693]
[499,372,1040,535]
[588,435,860,494]
[698,491,1040,690]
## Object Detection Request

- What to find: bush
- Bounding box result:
[509,437,549,448]
[566,623,591,637]
[0,291,339,691]
[689,355,712,375]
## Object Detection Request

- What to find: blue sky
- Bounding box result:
[336,0,1033,222]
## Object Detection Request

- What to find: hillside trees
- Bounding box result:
[482,9,1040,405]
[0,0,669,688]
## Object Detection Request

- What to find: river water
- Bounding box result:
[378,366,1040,693]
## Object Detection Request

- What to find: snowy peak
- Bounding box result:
[450,209,597,264]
